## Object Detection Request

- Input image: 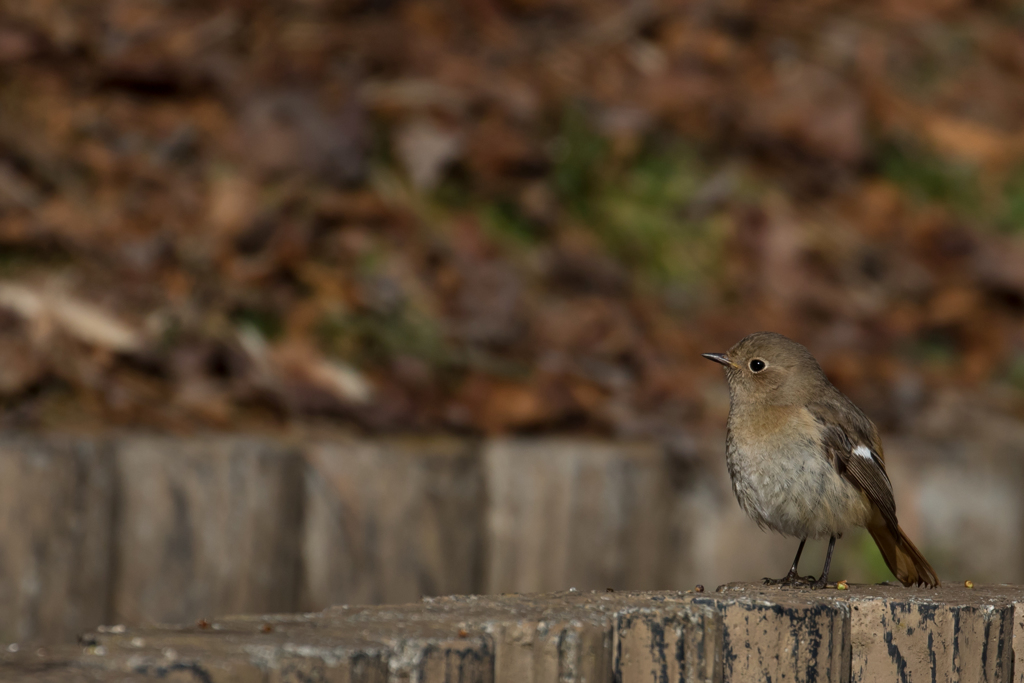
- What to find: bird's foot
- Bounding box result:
[762,573,816,587]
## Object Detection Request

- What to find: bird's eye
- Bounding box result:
[749,359,766,372]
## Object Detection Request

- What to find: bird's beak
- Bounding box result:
[702,353,735,368]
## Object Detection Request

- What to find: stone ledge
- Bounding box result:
[2,584,1021,682]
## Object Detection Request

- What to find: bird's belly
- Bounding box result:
[727,446,871,539]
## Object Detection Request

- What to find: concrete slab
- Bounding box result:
[6,584,1020,682]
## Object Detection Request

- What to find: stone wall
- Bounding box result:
[4,584,1022,682]
[0,419,1021,645]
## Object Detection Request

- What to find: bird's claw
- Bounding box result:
[762,573,816,587]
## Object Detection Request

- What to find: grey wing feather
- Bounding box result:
[809,401,899,534]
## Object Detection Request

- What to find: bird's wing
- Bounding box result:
[807,401,898,533]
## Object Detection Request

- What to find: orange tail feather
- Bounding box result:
[867,521,940,588]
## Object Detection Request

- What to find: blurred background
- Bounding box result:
[1,0,1024,645]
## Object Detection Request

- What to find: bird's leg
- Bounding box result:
[811,535,837,589]
[763,539,811,586]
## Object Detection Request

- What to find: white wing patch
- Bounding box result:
[853,445,873,460]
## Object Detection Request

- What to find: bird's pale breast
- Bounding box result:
[725,405,871,539]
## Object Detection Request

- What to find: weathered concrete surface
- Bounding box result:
[709,587,849,682]
[112,436,305,626]
[4,585,1024,682]
[0,436,115,644]
[719,582,1024,683]
[845,585,1021,682]
[0,590,705,682]
[300,436,485,608]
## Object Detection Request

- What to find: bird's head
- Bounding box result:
[703,332,829,406]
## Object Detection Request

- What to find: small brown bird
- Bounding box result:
[703,332,939,588]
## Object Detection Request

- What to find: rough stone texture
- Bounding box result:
[111,436,305,626]
[711,587,849,682]
[0,436,115,644]
[845,585,1022,682]
[1017,601,1024,683]
[484,439,674,594]
[612,596,720,682]
[300,436,485,609]
[0,591,709,683]
[720,583,1024,683]
[4,585,1024,682]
